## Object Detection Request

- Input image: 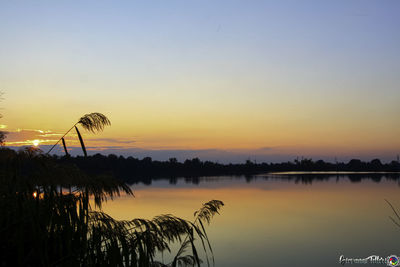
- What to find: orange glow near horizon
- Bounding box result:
[1,1,400,161]
[2,78,400,159]
[2,118,399,160]
[1,125,399,162]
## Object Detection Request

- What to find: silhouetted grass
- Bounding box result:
[386,199,400,228]
[47,112,111,156]
[0,147,223,266]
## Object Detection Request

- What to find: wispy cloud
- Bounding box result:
[5,129,61,145]
[3,128,136,148]
[87,138,136,144]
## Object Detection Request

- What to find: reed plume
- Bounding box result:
[47,112,111,156]
[0,148,223,266]
[78,112,111,133]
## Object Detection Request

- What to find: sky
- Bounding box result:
[0,1,399,163]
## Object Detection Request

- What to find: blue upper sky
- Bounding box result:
[1,1,399,162]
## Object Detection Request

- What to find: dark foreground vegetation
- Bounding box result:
[0,110,398,266]
[0,112,226,266]
[49,153,400,184]
[0,147,223,266]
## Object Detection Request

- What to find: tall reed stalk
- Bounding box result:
[1,146,223,266]
[47,112,111,156]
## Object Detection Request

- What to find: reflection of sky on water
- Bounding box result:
[103,174,400,267]
[129,173,400,190]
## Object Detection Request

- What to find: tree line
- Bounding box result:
[44,152,400,184]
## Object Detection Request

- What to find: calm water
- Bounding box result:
[102,173,400,267]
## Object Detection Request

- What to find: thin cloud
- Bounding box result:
[4,128,136,149]
[5,129,60,144]
[88,138,136,144]
[256,147,274,151]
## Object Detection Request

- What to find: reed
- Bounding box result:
[2,112,223,266]
[61,137,69,156]
[386,199,400,228]
[78,112,111,133]
[75,126,87,157]
[47,112,111,156]
[0,148,223,266]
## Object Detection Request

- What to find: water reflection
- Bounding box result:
[125,172,400,186]
[103,173,400,267]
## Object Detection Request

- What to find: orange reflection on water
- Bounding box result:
[101,177,400,267]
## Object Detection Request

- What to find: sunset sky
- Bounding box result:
[1,1,399,162]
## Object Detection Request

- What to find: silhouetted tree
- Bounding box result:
[370,158,383,170]
[55,155,400,184]
[0,92,6,145]
[0,132,5,146]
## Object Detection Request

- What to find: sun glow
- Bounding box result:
[33,140,40,147]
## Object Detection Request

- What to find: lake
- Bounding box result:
[102,173,400,267]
